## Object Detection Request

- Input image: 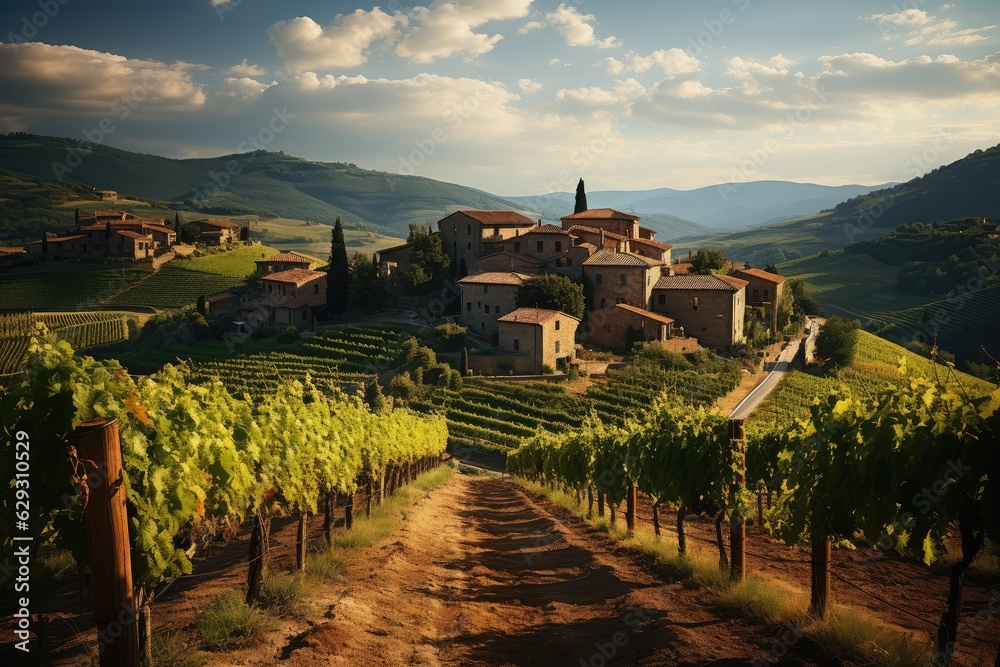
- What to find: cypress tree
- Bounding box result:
[74,207,80,225]
[174,211,181,232]
[574,178,588,214]
[197,295,207,316]
[327,217,350,315]
[460,347,470,377]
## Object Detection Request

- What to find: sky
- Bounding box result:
[1,0,998,195]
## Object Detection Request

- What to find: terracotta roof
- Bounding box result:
[576,242,597,252]
[116,231,152,240]
[467,251,542,268]
[734,268,785,284]
[638,225,657,236]
[524,224,571,235]
[262,268,326,286]
[142,223,176,235]
[451,210,536,226]
[654,275,748,292]
[49,235,85,243]
[567,225,628,241]
[630,237,673,251]
[562,208,640,222]
[670,262,692,275]
[458,272,531,286]
[614,304,675,325]
[198,219,242,229]
[582,249,661,267]
[0,246,25,254]
[498,308,578,325]
[257,252,314,265]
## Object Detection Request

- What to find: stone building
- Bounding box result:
[497,308,579,374]
[437,210,537,278]
[457,272,531,339]
[733,267,786,332]
[651,274,748,349]
[582,249,664,311]
[586,303,674,350]
[257,268,327,328]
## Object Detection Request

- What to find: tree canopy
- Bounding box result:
[327,217,350,315]
[690,248,727,274]
[404,229,450,287]
[574,178,588,214]
[516,274,585,319]
[815,315,860,367]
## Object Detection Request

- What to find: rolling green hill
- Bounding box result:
[0,133,526,240]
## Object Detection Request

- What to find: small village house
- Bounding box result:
[733,268,786,332]
[582,249,664,311]
[256,268,327,328]
[193,219,242,245]
[457,272,531,339]
[496,308,579,374]
[437,210,537,278]
[586,303,675,350]
[651,274,748,349]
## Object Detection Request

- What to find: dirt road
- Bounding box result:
[269,474,817,667]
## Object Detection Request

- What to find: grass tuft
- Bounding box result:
[147,630,205,667]
[197,590,274,651]
[258,572,306,610]
[306,548,345,581]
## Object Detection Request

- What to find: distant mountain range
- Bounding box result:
[504,181,893,232]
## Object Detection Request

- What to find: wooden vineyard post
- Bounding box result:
[344,492,354,530]
[811,535,831,619]
[75,418,141,667]
[625,485,637,534]
[246,510,269,606]
[729,418,746,582]
[296,512,308,571]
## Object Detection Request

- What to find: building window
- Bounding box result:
[764,289,770,300]
[467,242,472,250]
[494,305,500,314]
[658,294,666,306]
[483,284,489,294]
[314,284,319,294]
[268,284,273,293]
[620,274,627,286]
[555,320,560,330]
[595,273,603,286]
[555,340,561,354]
[616,297,626,304]
[537,240,544,253]
[514,241,521,253]
[566,258,573,266]
[693,297,698,310]
[466,302,471,312]
[453,225,457,234]
[302,310,308,321]
[467,224,472,235]
[513,339,520,351]
[493,226,500,236]
[753,288,759,299]
[477,301,481,309]
[484,304,489,313]
[555,241,562,252]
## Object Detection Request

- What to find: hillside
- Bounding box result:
[0,133,525,239]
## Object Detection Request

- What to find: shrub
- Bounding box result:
[276,326,301,344]
[540,363,554,375]
[258,572,305,609]
[434,322,467,351]
[816,316,861,367]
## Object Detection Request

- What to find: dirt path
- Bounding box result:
[269,474,818,667]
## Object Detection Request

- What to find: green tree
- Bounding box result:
[196,295,207,316]
[690,248,727,274]
[516,274,585,319]
[815,315,860,367]
[574,178,588,214]
[174,211,181,232]
[327,217,350,315]
[404,229,450,288]
[460,347,470,377]
[787,279,824,316]
[347,251,385,312]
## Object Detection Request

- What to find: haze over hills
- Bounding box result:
[0,134,525,239]
[504,181,892,231]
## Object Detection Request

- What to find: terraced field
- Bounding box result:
[0,268,150,310]
[748,330,996,429]
[0,311,140,374]
[103,266,250,308]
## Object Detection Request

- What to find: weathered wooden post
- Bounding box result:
[75,418,140,667]
[729,418,746,582]
[625,485,637,534]
[811,534,831,619]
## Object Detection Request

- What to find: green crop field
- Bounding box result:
[170,245,278,278]
[0,267,151,311]
[0,311,145,375]
[749,330,996,429]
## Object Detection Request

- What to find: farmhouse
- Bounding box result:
[375,241,415,279]
[255,251,315,277]
[457,272,531,339]
[256,268,327,328]
[193,219,242,245]
[561,208,657,241]
[437,210,537,278]
[651,275,748,349]
[497,308,579,374]
[733,268,786,332]
[587,303,674,350]
[582,249,664,311]
[26,209,178,261]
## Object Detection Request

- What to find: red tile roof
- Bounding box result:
[654,275,749,292]
[562,208,640,222]
[567,225,628,242]
[524,224,571,235]
[262,268,326,286]
[0,246,25,254]
[458,272,532,286]
[116,231,152,239]
[582,249,661,267]
[452,210,536,226]
[498,307,578,325]
[630,237,673,251]
[198,219,242,229]
[142,223,176,235]
[734,268,785,284]
[614,304,675,325]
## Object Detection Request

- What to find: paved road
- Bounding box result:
[729,318,817,420]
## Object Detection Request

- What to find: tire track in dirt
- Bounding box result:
[277,474,819,667]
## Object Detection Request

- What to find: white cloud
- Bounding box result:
[224,77,277,98]
[867,9,996,46]
[209,0,232,6]
[526,4,619,49]
[548,57,569,67]
[268,8,399,71]
[225,59,267,77]
[518,78,543,93]
[600,48,702,77]
[395,0,533,63]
